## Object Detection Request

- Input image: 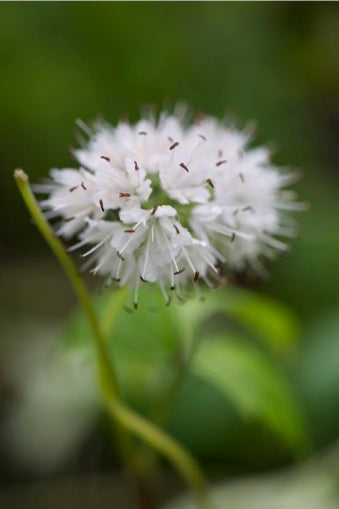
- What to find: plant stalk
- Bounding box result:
[14,169,210,507]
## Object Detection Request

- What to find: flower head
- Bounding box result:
[38,109,303,306]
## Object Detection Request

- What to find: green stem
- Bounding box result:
[14,169,134,468]
[99,358,207,500]
[15,169,209,506]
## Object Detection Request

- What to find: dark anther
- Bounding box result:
[242,205,254,212]
[133,302,138,309]
[99,199,105,212]
[174,268,186,276]
[194,271,200,282]
[169,141,179,150]
[81,181,87,190]
[119,192,131,198]
[100,155,111,162]
[179,162,189,172]
[134,161,139,171]
[216,160,227,167]
[231,233,236,242]
[151,205,158,216]
[69,186,78,192]
[206,178,214,188]
[124,228,135,233]
[63,217,75,222]
[198,134,207,141]
[117,251,125,261]
[140,276,149,283]
[239,173,245,183]
[173,224,180,234]
[170,285,176,291]
[111,277,121,282]
[138,131,147,135]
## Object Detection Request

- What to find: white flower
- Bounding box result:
[37,109,303,305]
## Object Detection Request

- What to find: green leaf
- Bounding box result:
[173,288,300,356]
[61,286,182,408]
[192,335,310,454]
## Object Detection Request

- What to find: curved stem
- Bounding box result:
[14,169,134,467]
[99,358,207,500]
[15,169,210,506]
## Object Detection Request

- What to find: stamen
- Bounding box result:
[239,173,245,183]
[134,161,139,171]
[179,162,189,172]
[124,228,135,233]
[173,224,180,234]
[216,160,227,167]
[169,141,179,150]
[133,276,140,309]
[80,233,112,258]
[81,181,87,190]
[69,186,78,192]
[119,192,131,198]
[163,233,179,272]
[68,238,87,252]
[159,279,170,305]
[99,199,105,212]
[194,271,200,282]
[142,237,151,280]
[231,232,236,242]
[140,276,149,283]
[114,259,123,281]
[111,277,121,282]
[242,205,254,212]
[117,251,125,261]
[174,268,185,276]
[100,155,111,162]
[151,205,158,216]
[198,134,207,141]
[138,131,147,135]
[119,222,142,254]
[63,217,75,222]
[206,178,214,188]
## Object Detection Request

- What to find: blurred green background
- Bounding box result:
[1,2,339,508]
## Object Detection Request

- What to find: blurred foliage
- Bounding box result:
[163,442,339,509]
[61,287,309,465]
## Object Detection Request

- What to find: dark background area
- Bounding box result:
[0,2,338,507]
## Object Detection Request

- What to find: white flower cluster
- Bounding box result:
[38,111,302,306]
